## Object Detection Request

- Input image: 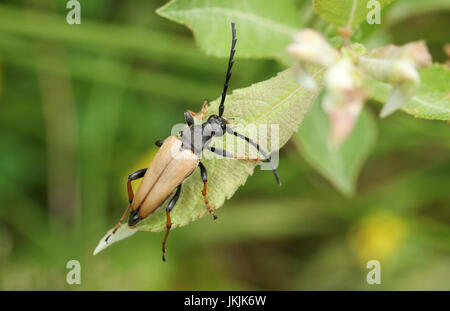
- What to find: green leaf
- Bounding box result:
[94,67,324,254]
[364,64,450,120]
[385,0,450,24]
[296,92,377,196]
[313,0,395,28]
[156,0,302,64]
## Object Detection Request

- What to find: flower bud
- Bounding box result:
[323,59,367,147]
[294,65,318,91]
[359,41,430,118]
[287,29,340,67]
[367,41,431,69]
[380,60,420,118]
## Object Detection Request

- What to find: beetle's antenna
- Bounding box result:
[218,22,237,117]
[226,127,281,186]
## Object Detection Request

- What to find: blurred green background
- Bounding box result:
[0,0,449,290]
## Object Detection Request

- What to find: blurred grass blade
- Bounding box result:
[296,92,377,196]
[157,0,303,64]
[364,64,450,120]
[0,3,218,72]
[94,67,324,254]
[0,34,218,102]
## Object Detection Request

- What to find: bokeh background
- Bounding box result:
[0,0,449,290]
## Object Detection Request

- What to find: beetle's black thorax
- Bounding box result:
[180,124,207,156]
[180,114,228,156]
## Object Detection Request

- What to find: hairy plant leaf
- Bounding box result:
[313,0,395,28]
[364,64,450,120]
[156,0,302,64]
[94,68,324,254]
[296,92,377,196]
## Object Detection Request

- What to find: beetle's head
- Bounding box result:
[205,114,228,137]
[128,209,141,227]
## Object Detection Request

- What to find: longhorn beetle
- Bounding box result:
[107,22,281,261]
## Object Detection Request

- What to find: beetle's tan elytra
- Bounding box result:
[106,23,281,261]
[130,136,199,221]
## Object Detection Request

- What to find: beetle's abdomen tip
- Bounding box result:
[128,209,142,226]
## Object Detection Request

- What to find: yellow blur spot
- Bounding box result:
[348,211,407,266]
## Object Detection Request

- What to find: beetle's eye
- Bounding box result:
[220,118,227,128]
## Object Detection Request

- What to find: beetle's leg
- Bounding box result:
[187,99,209,121]
[184,111,195,126]
[207,146,235,158]
[162,183,182,262]
[155,139,165,147]
[127,168,147,203]
[208,146,261,162]
[232,155,261,162]
[225,127,282,186]
[199,99,209,119]
[111,168,147,235]
[208,146,263,164]
[198,162,217,220]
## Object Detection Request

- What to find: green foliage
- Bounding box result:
[313,0,396,28]
[96,68,322,252]
[385,0,450,23]
[297,92,376,196]
[364,64,450,120]
[96,0,449,250]
[0,4,224,102]
[156,0,302,64]
[1,0,449,291]
[155,0,448,199]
